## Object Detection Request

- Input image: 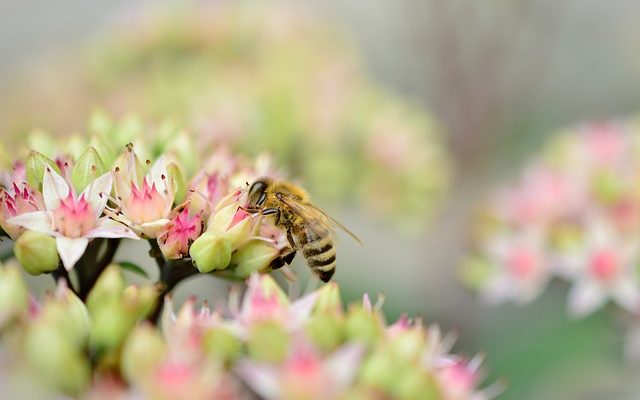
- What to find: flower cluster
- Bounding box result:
[0,117,291,282]
[0,2,449,228]
[0,262,497,399]
[461,122,640,356]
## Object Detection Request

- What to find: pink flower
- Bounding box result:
[8,167,138,270]
[564,220,640,317]
[480,228,551,305]
[112,151,175,238]
[227,274,317,338]
[236,340,363,400]
[158,206,203,259]
[0,182,44,239]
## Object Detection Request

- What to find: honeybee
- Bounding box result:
[244,177,361,282]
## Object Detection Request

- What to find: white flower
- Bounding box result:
[8,167,138,270]
[565,220,640,317]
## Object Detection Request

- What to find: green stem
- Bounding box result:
[52,262,78,295]
[147,258,199,324]
[79,239,122,300]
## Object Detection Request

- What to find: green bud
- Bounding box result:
[121,323,166,382]
[391,330,425,362]
[395,369,440,400]
[25,150,59,189]
[87,265,126,311]
[458,256,493,291]
[203,327,243,364]
[313,282,343,315]
[345,305,383,345]
[41,289,91,345]
[70,147,105,193]
[230,239,280,278]
[89,134,117,167]
[247,321,289,362]
[14,231,59,275]
[122,285,158,318]
[167,162,187,204]
[190,232,233,272]
[90,298,136,352]
[359,349,398,392]
[66,135,89,161]
[305,313,344,351]
[0,264,29,323]
[207,203,252,249]
[24,321,90,396]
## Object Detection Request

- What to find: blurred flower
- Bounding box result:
[465,121,640,323]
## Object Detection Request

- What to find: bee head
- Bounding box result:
[247,179,268,208]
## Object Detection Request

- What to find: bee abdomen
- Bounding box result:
[302,236,336,282]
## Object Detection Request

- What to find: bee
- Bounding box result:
[244,177,361,282]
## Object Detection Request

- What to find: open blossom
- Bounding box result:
[111,148,175,238]
[158,205,203,259]
[8,167,137,269]
[564,220,640,317]
[237,341,363,400]
[0,182,44,239]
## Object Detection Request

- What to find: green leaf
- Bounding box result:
[118,262,149,279]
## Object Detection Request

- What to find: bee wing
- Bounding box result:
[278,196,362,244]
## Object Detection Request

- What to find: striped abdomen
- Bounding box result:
[299,225,336,282]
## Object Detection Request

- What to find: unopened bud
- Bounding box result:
[70,147,105,193]
[203,327,243,364]
[345,305,383,345]
[167,162,187,204]
[247,321,290,362]
[305,313,344,352]
[313,282,343,315]
[25,150,59,189]
[24,321,90,396]
[121,323,166,382]
[87,265,125,311]
[396,368,440,400]
[14,231,59,275]
[0,264,29,325]
[189,231,232,272]
[230,239,280,278]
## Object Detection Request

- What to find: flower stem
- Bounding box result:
[78,239,121,300]
[52,262,78,295]
[147,258,199,324]
[147,239,165,272]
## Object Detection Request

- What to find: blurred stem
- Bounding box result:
[52,261,78,295]
[78,239,121,301]
[147,239,165,271]
[147,258,199,324]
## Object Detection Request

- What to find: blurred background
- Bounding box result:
[3,0,640,398]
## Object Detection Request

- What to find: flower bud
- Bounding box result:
[121,323,167,382]
[458,256,493,291]
[247,321,290,362]
[359,349,397,392]
[395,368,440,400]
[14,231,59,275]
[25,150,59,189]
[27,130,56,156]
[207,203,252,248]
[0,264,29,325]
[189,231,233,272]
[122,285,158,318]
[203,327,243,365]
[24,321,90,396]
[345,305,383,345]
[70,147,106,193]
[90,299,137,352]
[305,313,344,352]
[230,239,280,278]
[87,265,126,311]
[313,282,343,315]
[40,284,91,345]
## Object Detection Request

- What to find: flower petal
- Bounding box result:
[81,172,113,218]
[567,279,607,317]
[56,237,89,271]
[235,361,280,400]
[43,167,70,210]
[290,291,319,329]
[612,279,640,314]
[148,156,167,185]
[325,345,364,391]
[7,211,55,235]
[86,217,139,240]
[139,219,172,238]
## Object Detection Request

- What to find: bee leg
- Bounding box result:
[261,208,281,224]
[270,248,296,270]
[282,249,296,265]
